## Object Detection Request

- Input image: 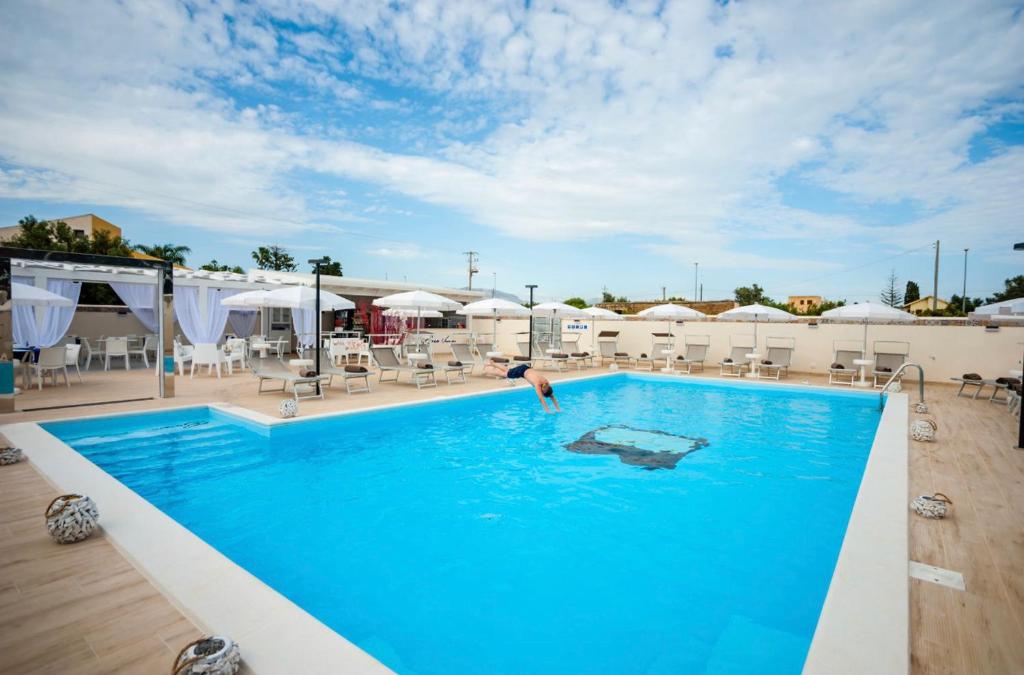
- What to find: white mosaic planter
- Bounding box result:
[172,636,241,675]
[910,419,937,442]
[279,399,298,418]
[45,494,99,544]
[914,402,929,414]
[0,446,23,465]
[911,493,952,519]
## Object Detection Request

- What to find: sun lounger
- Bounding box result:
[316,353,372,394]
[370,345,437,389]
[675,342,708,374]
[950,374,1020,402]
[828,349,860,385]
[757,345,794,380]
[251,357,329,401]
[451,343,484,374]
[720,346,749,377]
[873,351,908,388]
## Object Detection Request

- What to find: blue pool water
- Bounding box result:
[45,375,881,674]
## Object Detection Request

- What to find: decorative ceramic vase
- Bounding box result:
[279,399,298,418]
[914,402,929,414]
[45,494,99,544]
[910,418,937,442]
[0,446,23,465]
[172,636,241,675]
[911,493,952,519]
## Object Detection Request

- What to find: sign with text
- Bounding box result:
[564,321,589,332]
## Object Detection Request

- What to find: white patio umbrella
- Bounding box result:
[637,303,706,336]
[532,302,588,347]
[716,303,794,349]
[577,306,624,350]
[972,297,1024,319]
[383,308,443,318]
[11,282,72,307]
[256,286,355,311]
[820,302,916,355]
[457,298,529,344]
[220,289,272,308]
[373,290,462,341]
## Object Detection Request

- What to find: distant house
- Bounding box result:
[788,295,822,311]
[904,296,949,315]
[0,213,121,242]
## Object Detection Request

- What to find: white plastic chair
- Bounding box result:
[224,338,246,372]
[79,338,95,371]
[173,341,194,376]
[65,344,83,382]
[12,350,33,390]
[104,337,130,370]
[35,347,70,389]
[190,343,227,378]
[129,335,156,368]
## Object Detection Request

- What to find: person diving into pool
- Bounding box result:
[483,361,561,413]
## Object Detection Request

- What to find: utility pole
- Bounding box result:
[962,248,968,314]
[525,284,538,360]
[693,262,699,303]
[932,240,940,311]
[662,286,666,302]
[700,283,703,302]
[463,251,479,290]
[492,272,496,298]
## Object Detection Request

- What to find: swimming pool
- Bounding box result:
[43,374,882,674]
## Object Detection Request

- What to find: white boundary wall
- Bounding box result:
[476,318,1023,383]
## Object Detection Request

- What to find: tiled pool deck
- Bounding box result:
[1,366,1021,674]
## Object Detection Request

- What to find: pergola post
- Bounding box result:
[0,255,14,413]
[156,266,175,398]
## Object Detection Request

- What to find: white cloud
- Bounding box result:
[0,0,1020,284]
[367,244,427,260]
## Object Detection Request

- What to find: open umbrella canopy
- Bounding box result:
[820,302,916,322]
[716,303,794,322]
[532,301,585,316]
[220,289,271,308]
[971,297,1024,317]
[11,282,73,307]
[578,306,624,320]
[457,298,529,317]
[383,308,443,318]
[637,303,706,320]
[251,286,354,311]
[373,290,462,311]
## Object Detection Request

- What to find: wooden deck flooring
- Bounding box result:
[1,365,1022,673]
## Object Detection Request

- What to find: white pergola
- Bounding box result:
[10,259,288,338]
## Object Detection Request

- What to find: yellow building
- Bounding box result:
[904,296,949,315]
[0,213,122,241]
[788,295,822,311]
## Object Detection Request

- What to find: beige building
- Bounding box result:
[0,213,122,241]
[904,295,950,315]
[788,295,823,311]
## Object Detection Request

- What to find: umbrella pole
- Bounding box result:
[863,320,869,358]
[493,309,497,349]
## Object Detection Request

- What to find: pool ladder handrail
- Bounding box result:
[880,362,925,410]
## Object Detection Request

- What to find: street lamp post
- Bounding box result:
[1016,243,1024,449]
[309,257,329,396]
[693,262,699,303]
[962,248,968,314]
[525,284,538,360]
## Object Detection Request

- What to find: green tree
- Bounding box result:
[802,299,846,316]
[200,259,245,274]
[880,270,903,307]
[904,280,920,304]
[252,245,297,271]
[948,294,983,315]
[601,289,615,303]
[734,284,770,305]
[987,275,1024,303]
[312,256,342,276]
[563,297,587,309]
[134,243,191,266]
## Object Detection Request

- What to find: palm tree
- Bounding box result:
[134,243,191,266]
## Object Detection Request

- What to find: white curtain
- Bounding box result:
[292,308,315,348]
[39,279,82,347]
[228,310,258,337]
[174,286,238,345]
[12,276,38,347]
[110,282,158,332]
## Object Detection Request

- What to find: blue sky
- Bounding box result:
[0,0,1021,304]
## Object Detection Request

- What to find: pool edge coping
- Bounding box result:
[803,391,909,674]
[4,374,907,674]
